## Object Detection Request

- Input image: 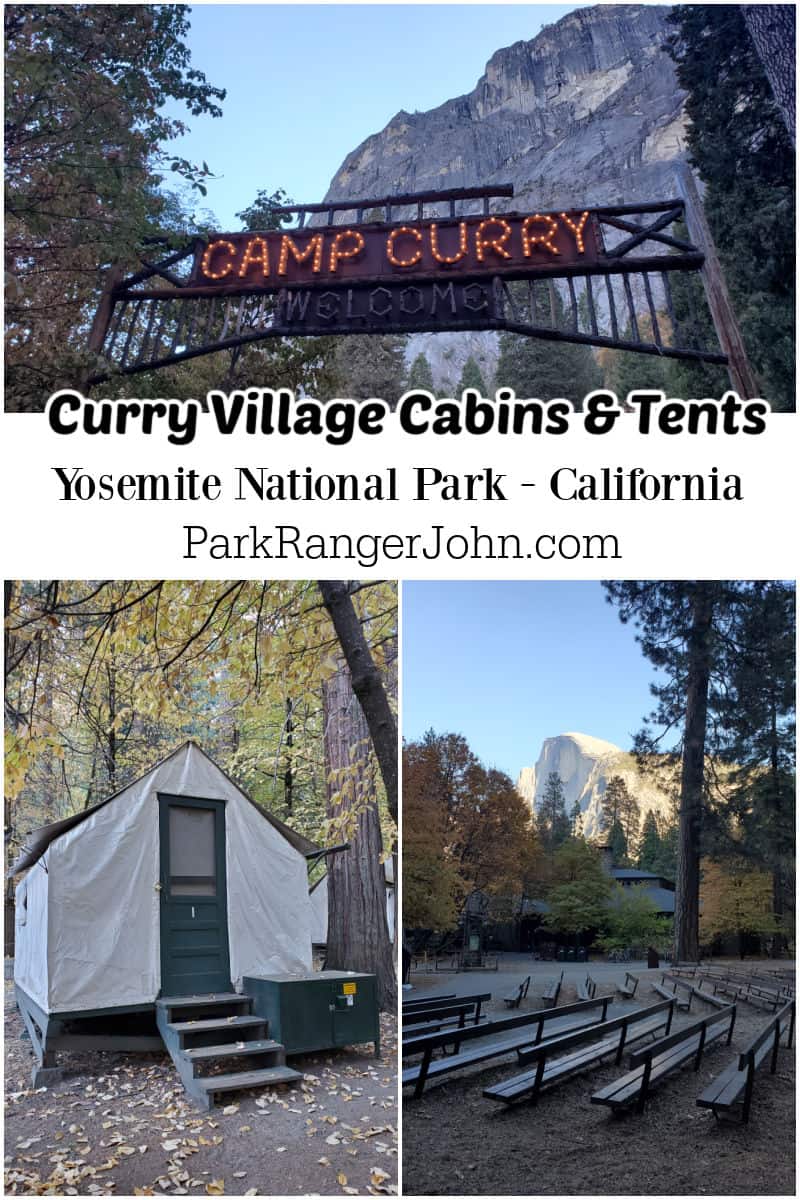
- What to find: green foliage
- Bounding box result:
[638,811,662,872]
[457,356,488,394]
[569,797,583,838]
[494,326,601,405]
[330,334,408,404]
[5,580,397,859]
[602,776,640,864]
[406,353,435,391]
[666,6,794,407]
[235,188,294,232]
[700,858,779,944]
[544,839,612,937]
[599,884,672,952]
[604,580,794,943]
[607,822,628,868]
[603,347,670,398]
[5,4,226,409]
[494,283,601,404]
[659,252,730,398]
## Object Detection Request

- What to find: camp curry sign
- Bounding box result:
[190,209,600,291]
[86,184,732,384]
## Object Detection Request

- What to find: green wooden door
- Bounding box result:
[158,794,232,996]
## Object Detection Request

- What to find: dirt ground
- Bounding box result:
[402,970,795,1196]
[4,980,397,1196]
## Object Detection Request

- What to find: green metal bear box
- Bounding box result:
[243,970,380,1057]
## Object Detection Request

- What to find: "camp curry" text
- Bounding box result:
[190,210,600,289]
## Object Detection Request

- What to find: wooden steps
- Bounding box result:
[156,990,301,1110]
[158,993,246,1007]
[184,1038,281,1062]
[196,1065,301,1095]
[167,1014,266,1037]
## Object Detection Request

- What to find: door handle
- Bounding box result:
[191,906,196,919]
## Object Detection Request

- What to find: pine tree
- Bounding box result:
[602,776,625,830]
[603,581,794,956]
[608,822,628,867]
[602,776,639,861]
[716,582,795,952]
[494,284,601,404]
[569,797,583,838]
[407,352,435,391]
[666,6,794,407]
[536,771,571,851]
[603,582,733,959]
[638,811,662,872]
[458,355,488,395]
[651,816,679,881]
[330,334,407,405]
[494,329,601,405]
[604,345,671,399]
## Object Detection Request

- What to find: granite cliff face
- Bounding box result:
[324,4,687,385]
[516,731,674,841]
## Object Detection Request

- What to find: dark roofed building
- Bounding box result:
[598,846,676,915]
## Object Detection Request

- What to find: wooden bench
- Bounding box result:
[403,994,611,1098]
[617,971,639,1000]
[701,976,783,1012]
[402,993,490,1032]
[402,993,456,1011]
[576,975,596,1002]
[690,981,730,1010]
[402,1005,489,1040]
[503,977,531,1009]
[697,999,794,1124]
[483,998,675,1106]
[591,1005,736,1113]
[695,970,794,1008]
[542,971,564,1007]
[653,974,693,1011]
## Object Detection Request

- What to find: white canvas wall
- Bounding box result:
[307,865,395,945]
[309,877,329,944]
[225,771,312,984]
[14,863,49,1010]
[16,743,313,1013]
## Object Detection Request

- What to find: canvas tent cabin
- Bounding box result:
[308,858,395,950]
[309,873,329,948]
[11,741,318,1105]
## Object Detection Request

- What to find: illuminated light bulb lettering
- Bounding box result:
[522,214,560,257]
[560,211,590,254]
[429,222,468,264]
[278,233,323,275]
[238,236,270,278]
[475,217,512,261]
[200,239,237,279]
[386,226,423,267]
[329,229,365,273]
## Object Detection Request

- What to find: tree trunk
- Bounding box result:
[284,698,293,814]
[764,694,790,957]
[743,5,796,146]
[674,585,716,962]
[323,662,396,1012]
[317,581,397,823]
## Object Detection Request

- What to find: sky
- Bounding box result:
[163,4,579,228]
[402,581,664,779]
